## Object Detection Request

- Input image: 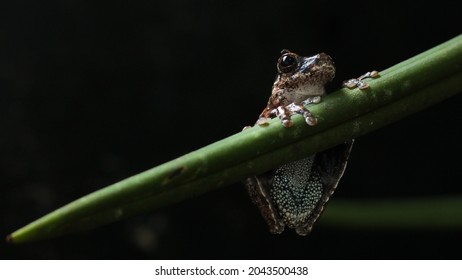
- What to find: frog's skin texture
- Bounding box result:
[244,50,354,235]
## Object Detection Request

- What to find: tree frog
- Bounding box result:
[244,50,356,235]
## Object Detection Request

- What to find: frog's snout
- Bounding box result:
[316,53,334,66]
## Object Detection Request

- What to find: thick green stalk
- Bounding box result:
[7,34,462,243]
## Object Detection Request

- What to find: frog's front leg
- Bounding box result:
[244,175,285,234]
[256,106,294,127]
[274,96,322,127]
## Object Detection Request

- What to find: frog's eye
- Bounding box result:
[278,54,298,74]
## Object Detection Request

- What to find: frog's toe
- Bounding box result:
[303,96,322,105]
[256,117,270,126]
[303,111,317,126]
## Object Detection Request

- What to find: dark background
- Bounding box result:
[1,0,461,259]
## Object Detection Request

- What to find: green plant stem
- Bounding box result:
[7,34,462,243]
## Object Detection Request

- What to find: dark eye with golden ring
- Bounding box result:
[278,53,298,73]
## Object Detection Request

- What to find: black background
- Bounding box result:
[1,0,461,259]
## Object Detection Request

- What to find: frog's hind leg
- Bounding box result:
[244,175,285,234]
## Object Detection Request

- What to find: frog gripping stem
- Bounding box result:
[244,50,355,235]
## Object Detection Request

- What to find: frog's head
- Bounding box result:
[274,50,335,100]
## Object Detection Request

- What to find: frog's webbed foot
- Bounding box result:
[271,97,321,128]
[289,96,322,126]
[343,70,380,90]
[256,106,293,127]
[255,96,321,128]
[285,104,317,126]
